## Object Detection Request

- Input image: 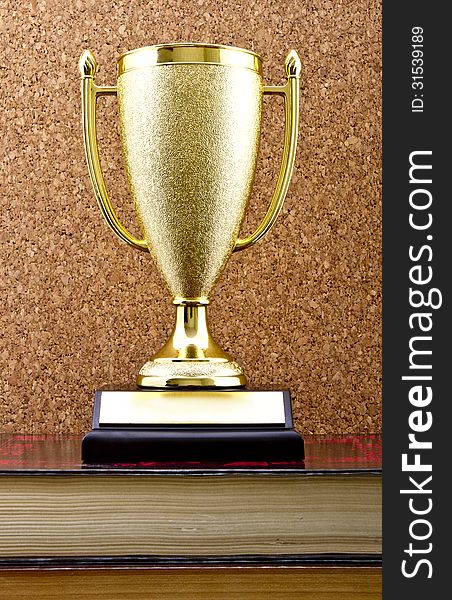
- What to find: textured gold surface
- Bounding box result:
[118,63,262,299]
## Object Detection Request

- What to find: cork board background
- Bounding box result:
[0,0,381,434]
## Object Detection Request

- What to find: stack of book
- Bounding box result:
[0,434,381,598]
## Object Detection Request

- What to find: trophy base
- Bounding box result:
[82,428,304,465]
[82,388,304,465]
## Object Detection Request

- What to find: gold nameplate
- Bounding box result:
[97,390,287,426]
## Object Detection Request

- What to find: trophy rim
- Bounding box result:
[117,43,263,76]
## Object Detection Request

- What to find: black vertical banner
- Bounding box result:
[383,2,448,597]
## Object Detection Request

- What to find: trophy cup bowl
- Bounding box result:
[79,43,300,389]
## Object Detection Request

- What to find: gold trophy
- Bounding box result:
[79,43,304,464]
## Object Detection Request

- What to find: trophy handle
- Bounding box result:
[79,50,149,253]
[233,50,301,253]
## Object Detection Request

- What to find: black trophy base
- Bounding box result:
[82,388,304,465]
[82,427,305,465]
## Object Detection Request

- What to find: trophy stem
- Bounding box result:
[137,302,247,388]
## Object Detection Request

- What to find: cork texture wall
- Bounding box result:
[0,0,381,434]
